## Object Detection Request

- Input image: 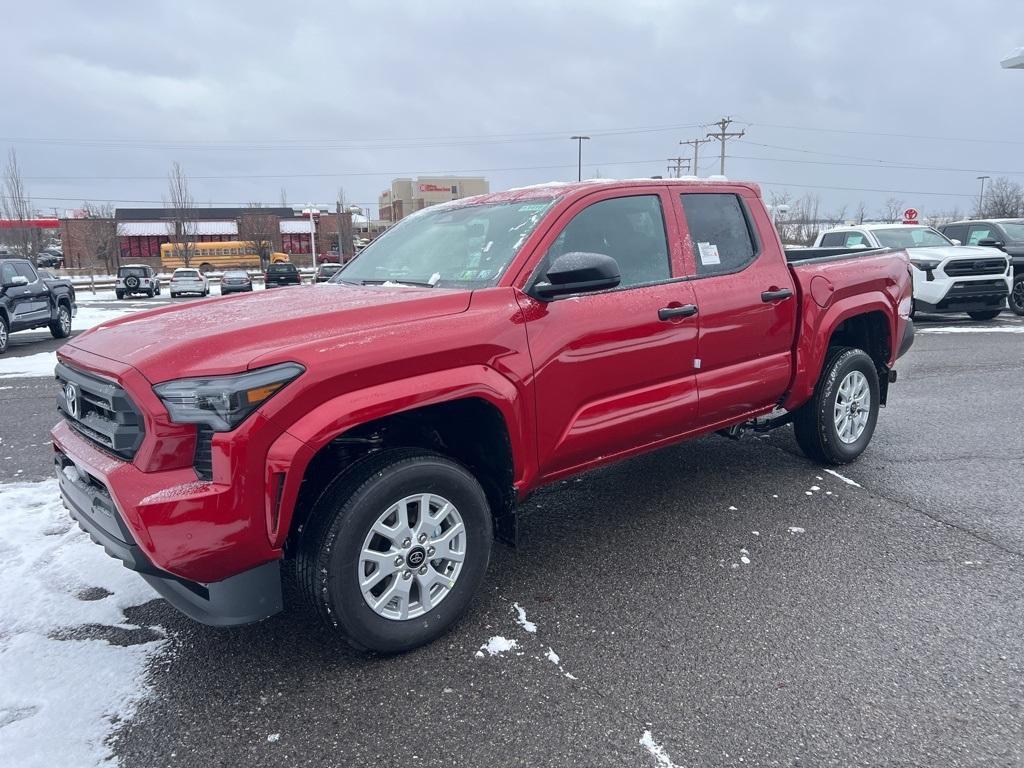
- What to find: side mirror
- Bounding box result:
[977,238,1005,249]
[950,238,962,246]
[533,252,621,300]
[2,275,29,289]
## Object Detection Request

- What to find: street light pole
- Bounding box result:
[306,205,318,271]
[570,136,590,181]
[977,175,990,216]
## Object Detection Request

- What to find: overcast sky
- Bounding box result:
[2,0,1022,219]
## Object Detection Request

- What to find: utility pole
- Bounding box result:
[680,137,712,177]
[570,135,590,181]
[666,157,691,178]
[706,116,746,176]
[976,175,990,216]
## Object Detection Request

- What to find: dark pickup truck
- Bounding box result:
[0,258,76,354]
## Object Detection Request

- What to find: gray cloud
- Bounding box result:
[2,0,1022,218]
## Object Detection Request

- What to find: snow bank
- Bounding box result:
[0,352,57,380]
[0,480,165,766]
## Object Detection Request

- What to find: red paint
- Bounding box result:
[53,180,912,586]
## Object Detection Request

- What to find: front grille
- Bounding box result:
[193,426,214,480]
[56,363,144,460]
[944,259,1007,277]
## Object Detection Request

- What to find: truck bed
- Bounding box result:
[784,246,894,264]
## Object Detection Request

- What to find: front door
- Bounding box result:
[518,188,701,480]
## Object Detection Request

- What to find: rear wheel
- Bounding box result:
[793,347,880,465]
[967,309,1001,321]
[49,303,72,339]
[1010,276,1024,316]
[296,449,492,653]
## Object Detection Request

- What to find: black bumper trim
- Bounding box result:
[898,319,915,358]
[56,453,283,626]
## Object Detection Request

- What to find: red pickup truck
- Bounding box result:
[53,180,914,652]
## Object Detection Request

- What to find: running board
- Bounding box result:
[716,408,794,440]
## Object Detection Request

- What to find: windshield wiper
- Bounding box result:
[358,279,436,288]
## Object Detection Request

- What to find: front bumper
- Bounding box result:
[55,447,282,626]
[915,278,1010,313]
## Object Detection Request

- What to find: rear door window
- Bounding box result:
[942,224,968,243]
[679,193,757,277]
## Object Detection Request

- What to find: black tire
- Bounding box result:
[1010,276,1024,316]
[146,287,154,297]
[170,292,178,298]
[967,309,1001,321]
[908,299,916,320]
[0,313,8,355]
[115,289,125,300]
[295,449,493,653]
[49,302,72,339]
[793,347,880,465]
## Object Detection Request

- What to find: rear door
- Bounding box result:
[519,187,700,479]
[675,190,798,425]
[12,262,51,325]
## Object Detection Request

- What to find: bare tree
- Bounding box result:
[240,202,279,269]
[854,201,867,225]
[2,149,35,258]
[981,177,1024,218]
[881,196,904,223]
[280,187,289,208]
[166,161,196,267]
[78,202,119,274]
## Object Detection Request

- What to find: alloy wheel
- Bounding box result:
[834,370,871,444]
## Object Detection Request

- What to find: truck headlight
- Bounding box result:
[154,363,304,431]
[909,257,940,271]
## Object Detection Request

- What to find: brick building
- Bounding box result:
[378,176,489,222]
[61,207,354,272]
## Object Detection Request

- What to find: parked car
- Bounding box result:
[265,261,301,288]
[315,262,343,282]
[0,258,76,354]
[53,179,913,652]
[814,223,1011,320]
[219,270,254,294]
[168,267,210,298]
[36,251,64,268]
[115,264,162,299]
[939,219,1024,315]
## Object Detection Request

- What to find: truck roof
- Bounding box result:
[430,178,763,210]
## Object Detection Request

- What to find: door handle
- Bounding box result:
[761,288,793,302]
[658,304,698,321]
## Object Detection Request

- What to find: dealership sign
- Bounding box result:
[902,208,919,224]
[419,183,457,194]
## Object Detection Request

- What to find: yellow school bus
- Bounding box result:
[160,241,289,271]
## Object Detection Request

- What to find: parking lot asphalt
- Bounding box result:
[2,308,1022,767]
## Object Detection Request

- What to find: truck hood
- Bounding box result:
[67,283,472,383]
[906,245,1007,262]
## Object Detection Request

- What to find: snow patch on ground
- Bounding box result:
[0,480,165,766]
[545,647,560,665]
[639,730,680,768]
[0,352,57,379]
[917,326,1024,334]
[74,306,140,331]
[824,469,861,487]
[475,636,518,658]
[788,526,806,535]
[512,602,537,633]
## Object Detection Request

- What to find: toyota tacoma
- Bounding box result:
[53,180,914,652]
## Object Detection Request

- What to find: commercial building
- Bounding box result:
[61,206,354,272]
[378,176,489,222]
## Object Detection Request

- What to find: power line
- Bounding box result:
[729,152,1024,177]
[745,120,1024,147]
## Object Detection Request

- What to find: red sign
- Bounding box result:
[419,183,455,194]
[0,218,60,229]
[902,208,919,224]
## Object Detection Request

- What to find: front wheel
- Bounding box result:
[115,289,125,300]
[49,303,72,339]
[1010,276,1024,316]
[967,309,1002,321]
[0,313,8,354]
[295,449,493,653]
[793,347,880,465]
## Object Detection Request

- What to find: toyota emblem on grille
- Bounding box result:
[65,382,81,419]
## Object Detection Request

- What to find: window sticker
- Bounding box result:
[697,241,721,265]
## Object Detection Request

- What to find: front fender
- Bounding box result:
[265,365,531,548]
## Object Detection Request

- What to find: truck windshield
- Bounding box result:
[334,199,556,288]
[871,227,951,249]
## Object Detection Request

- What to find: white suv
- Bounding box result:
[814,224,1012,320]
[168,267,210,298]
[115,264,162,299]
